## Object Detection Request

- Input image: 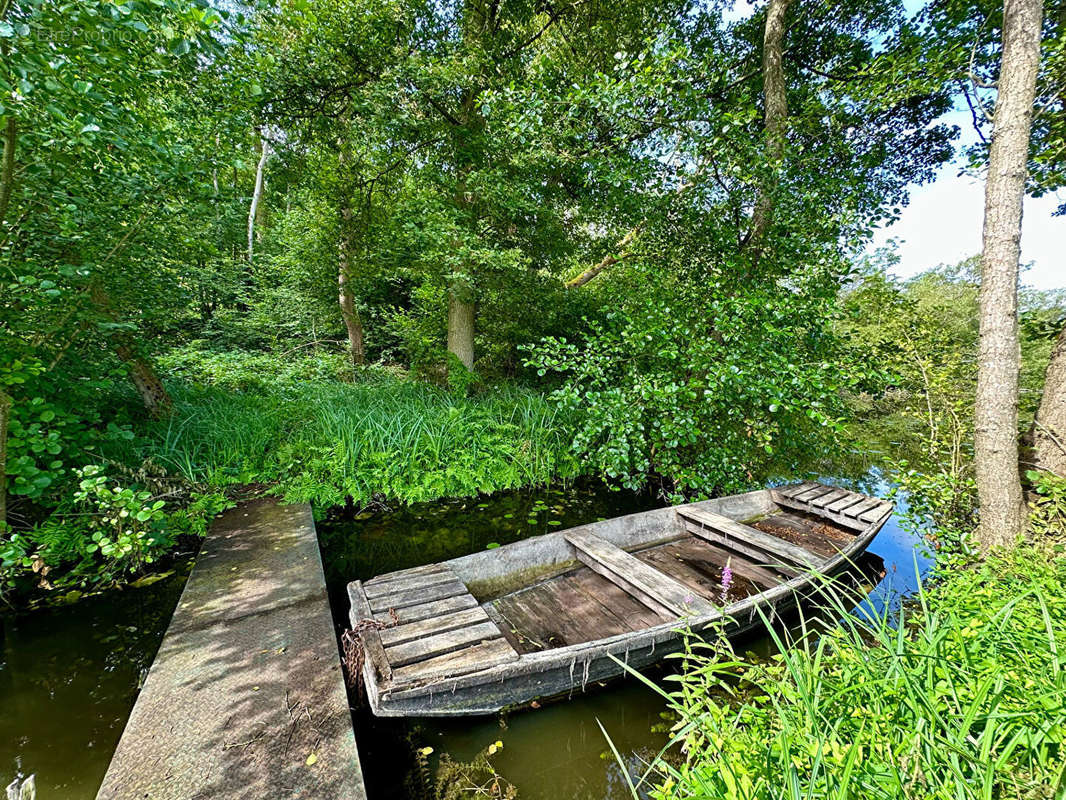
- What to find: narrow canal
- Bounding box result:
[0,475,929,798]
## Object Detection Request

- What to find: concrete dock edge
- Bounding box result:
[96,498,367,800]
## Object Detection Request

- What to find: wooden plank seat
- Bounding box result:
[564,530,717,618]
[772,482,892,531]
[349,567,519,689]
[677,507,822,571]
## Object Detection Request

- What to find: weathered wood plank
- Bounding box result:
[365,563,447,587]
[368,578,468,613]
[390,638,519,686]
[844,498,883,519]
[379,606,490,648]
[825,492,866,513]
[679,508,821,570]
[549,575,634,641]
[565,569,669,630]
[363,568,457,600]
[859,501,893,523]
[380,593,479,625]
[795,484,835,502]
[348,581,392,682]
[385,621,503,668]
[809,488,850,509]
[565,530,716,618]
[776,482,818,499]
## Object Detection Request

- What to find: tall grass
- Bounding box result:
[133,377,580,507]
[615,544,1066,800]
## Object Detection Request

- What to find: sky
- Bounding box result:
[869,110,1066,291]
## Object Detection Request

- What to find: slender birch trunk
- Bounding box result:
[247,131,269,263]
[974,0,1043,550]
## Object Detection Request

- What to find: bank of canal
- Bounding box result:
[0,475,928,798]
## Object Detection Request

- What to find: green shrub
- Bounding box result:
[617,543,1066,800]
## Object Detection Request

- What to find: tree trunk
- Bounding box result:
[0,390,11,533]
[1032,322,1066,477]
[247,131,269,263]
[338,263,365,369]
[447,292,475,372]
[90,285,172,417]
[974,0,1043,551]
[0,115,15,230]
[744,0,793,258]
[115,344,172,419]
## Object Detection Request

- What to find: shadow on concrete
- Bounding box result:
[96,499,366,800]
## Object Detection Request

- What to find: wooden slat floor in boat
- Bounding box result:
[490,533,792,655]
[352,566,519,688]
[491,567,670,654]
[749,510,856,558]
[773,483,892,530]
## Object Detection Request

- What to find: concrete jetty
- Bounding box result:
[96,499,366,800]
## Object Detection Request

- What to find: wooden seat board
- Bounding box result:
[385,621,504,668]
[379,593,479,626]
[565,530,717,618]
[390,638,519,687]
[363,569,458,601]
[379,606,490,648]
[679,508,822,570]
[368,578,468,613]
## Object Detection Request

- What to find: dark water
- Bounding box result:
[316,475,929,800]
[0,473,929,799]
[0,563,194,798]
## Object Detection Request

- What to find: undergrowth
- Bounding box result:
[125,366,580,508]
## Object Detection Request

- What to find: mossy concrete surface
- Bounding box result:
[96,498,366,800]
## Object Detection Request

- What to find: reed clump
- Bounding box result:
[134,374,580,508]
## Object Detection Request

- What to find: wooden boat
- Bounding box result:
[347,482,892,717]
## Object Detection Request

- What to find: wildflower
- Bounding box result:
[720,559,733,604]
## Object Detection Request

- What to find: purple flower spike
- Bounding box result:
[720,560,734,604]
